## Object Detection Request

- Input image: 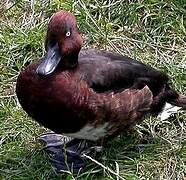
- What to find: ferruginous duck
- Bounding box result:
[16,10,186,174]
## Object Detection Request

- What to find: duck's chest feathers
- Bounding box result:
[16,66,98,133]
[31,70,89,106]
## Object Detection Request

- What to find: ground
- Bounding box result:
[0,0,186,179]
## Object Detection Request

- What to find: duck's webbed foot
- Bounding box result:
[38,133,102,175]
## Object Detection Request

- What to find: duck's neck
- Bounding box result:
[59,52,79,69]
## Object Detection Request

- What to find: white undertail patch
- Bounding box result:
[158,103,182,121]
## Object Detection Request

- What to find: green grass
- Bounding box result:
[0,0,186,179]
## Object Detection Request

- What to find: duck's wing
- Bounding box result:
[79,49,169,94]
[97,85,153,137]
[110,85,153,117]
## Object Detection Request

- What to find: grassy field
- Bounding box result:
[0,0,186,179]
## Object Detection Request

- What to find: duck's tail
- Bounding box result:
[151,85,186,115]
[162,85,186,109]
[168,94,186,109]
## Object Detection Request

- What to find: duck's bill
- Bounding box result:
[36,43,61,76]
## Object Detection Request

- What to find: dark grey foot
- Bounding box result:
[38,133,102,175]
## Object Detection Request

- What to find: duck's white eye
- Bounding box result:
[66,31,71,37]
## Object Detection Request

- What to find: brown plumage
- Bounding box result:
[16,10,186,143]
[16,61,152,140]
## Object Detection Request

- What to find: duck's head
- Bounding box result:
[37,10,83,76]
